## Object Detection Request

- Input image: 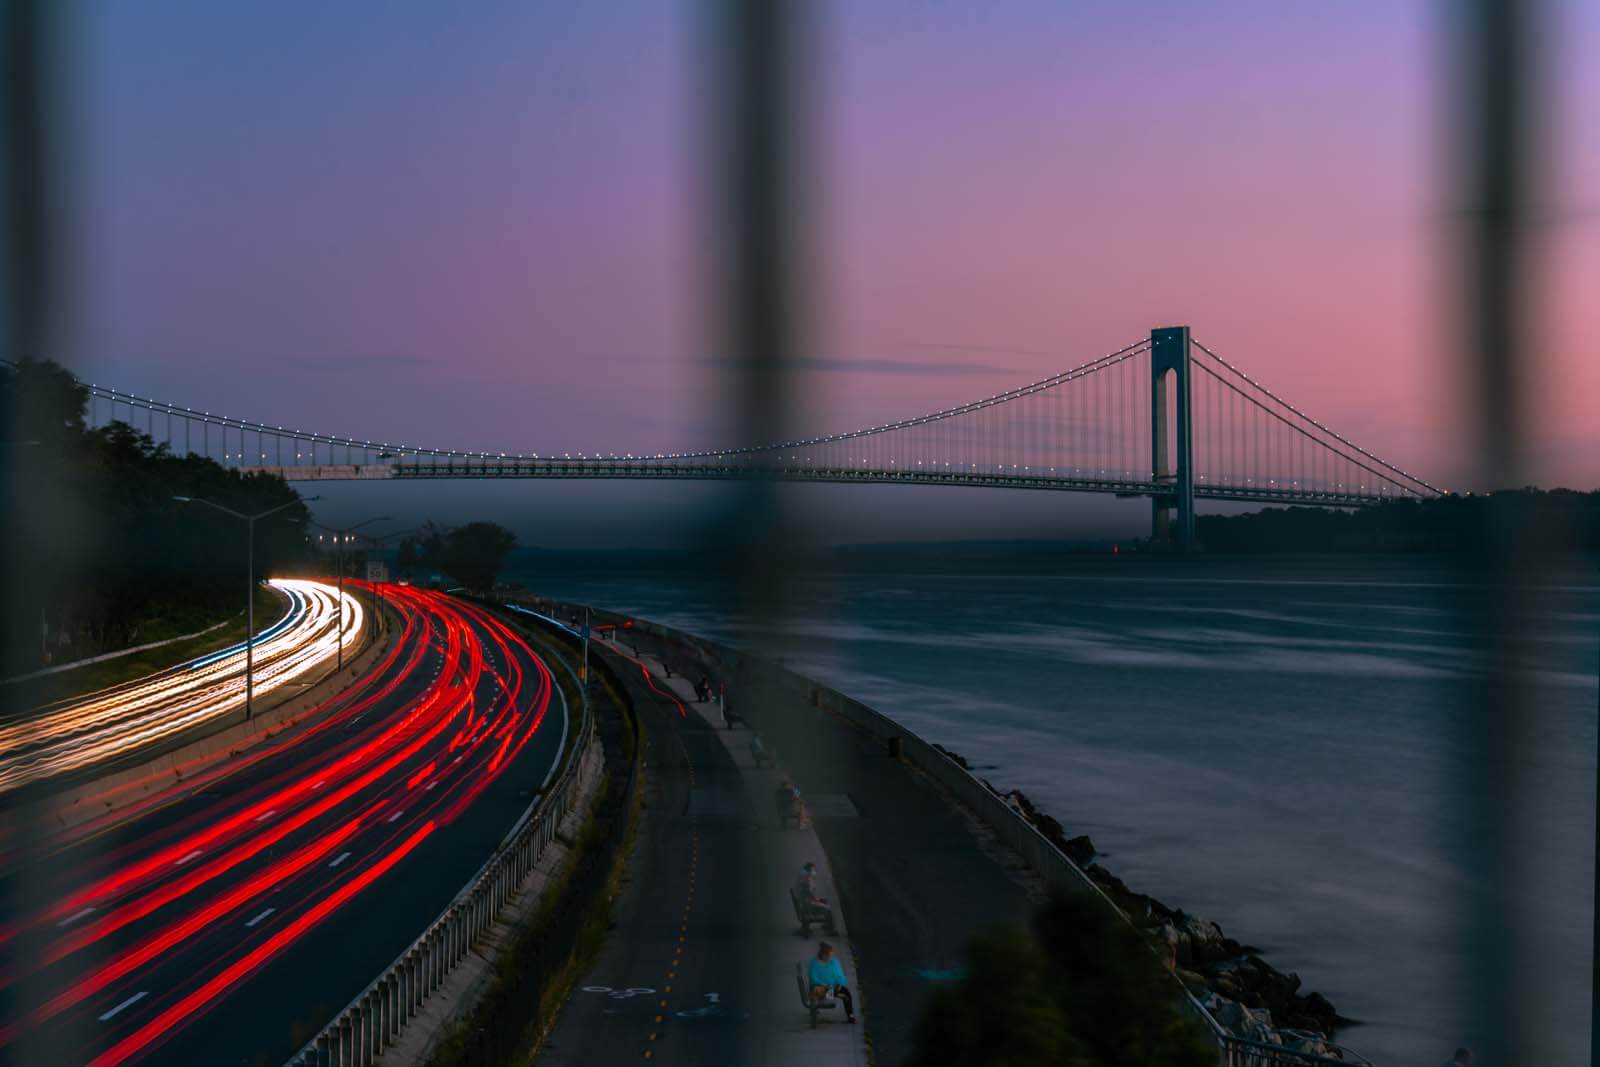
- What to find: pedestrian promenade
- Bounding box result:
[540,638,869,1066]
[639,655,869,1066]
[601,622,1039,1065]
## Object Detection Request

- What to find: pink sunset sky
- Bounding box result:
[62,1,1598,540]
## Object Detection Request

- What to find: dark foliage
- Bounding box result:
[400,521,517,593]
[1197,489,1600,553]
[907,887,1215,1067]
[1,359,313,673]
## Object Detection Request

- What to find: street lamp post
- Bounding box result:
[173,494,314,720]
[312,517,391,670]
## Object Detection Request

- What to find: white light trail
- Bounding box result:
[0,580,364,794]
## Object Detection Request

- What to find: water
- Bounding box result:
[510,552,1599,1064]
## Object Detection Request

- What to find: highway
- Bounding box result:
[0,587,569,1066]
[0,579,364,795]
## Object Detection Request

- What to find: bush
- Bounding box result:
[908,887,1215,1067]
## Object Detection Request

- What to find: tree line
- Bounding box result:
[1,359,314,673]
[1197,489,1600,553]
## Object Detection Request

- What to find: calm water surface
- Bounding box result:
[512,555,1598,1064]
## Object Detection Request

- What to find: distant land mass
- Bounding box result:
[1195,488,1598,554]
[487,489,1597,572]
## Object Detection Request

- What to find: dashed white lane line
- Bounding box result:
[328,851,352,869]
[99,991,147,1021]
[425,781,438,791]
[175,849,203,867]
[312,780,326,790]
[57,907,97,927]
[253,809,277,823]
[387,810,405,823]
[244,908,276,928]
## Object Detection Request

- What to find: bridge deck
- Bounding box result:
[241,462,1404,508]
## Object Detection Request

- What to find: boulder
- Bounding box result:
[1300,991,1340,1030]
[1063,834,1096,866]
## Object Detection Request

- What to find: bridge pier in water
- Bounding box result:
[1150,325,1196,550]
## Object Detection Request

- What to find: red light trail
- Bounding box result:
[0,587,564,1065]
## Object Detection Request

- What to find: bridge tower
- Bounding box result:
[1150,325,1195,549]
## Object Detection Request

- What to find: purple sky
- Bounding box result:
[59,2,1599,542]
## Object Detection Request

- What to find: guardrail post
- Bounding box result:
[367,988,381,1057]
[337,1014,351,1067]
[364,990,379,1061]
[386,973,401,1040]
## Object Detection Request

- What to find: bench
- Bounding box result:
[790,885,836,937]
[795,962,842,1028]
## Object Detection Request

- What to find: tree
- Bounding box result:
[1,359,316,672]
[907,887,1215,1067]
[437,521,517,592]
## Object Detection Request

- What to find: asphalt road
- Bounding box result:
[0,587,569,1067]
[539,640,769,1067]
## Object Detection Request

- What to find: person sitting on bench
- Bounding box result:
[794,861,831,934]
[775,778,807,828]
[807,942,855,1023]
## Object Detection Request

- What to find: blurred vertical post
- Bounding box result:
[3,5,83,1063]
[1450,1,1546,1063]
[708,0,809,633]
[3,0,62,674]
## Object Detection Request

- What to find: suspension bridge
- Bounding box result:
[67,327,1440,547]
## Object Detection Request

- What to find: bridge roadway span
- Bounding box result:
[0,587,569,1067]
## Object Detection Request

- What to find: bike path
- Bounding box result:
[539,641,867,1066]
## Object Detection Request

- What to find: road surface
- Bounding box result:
[0,587,568,1066]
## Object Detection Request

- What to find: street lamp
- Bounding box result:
[173,494,317,720]
[311,517,391,670]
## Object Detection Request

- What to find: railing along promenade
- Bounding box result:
[517,595,1374,1067]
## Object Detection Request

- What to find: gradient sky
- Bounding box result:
[55,2,1600,544]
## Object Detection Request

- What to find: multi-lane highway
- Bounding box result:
[0,579,364,795]
[0,586,568,1066]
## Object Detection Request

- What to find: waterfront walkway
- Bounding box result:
[541,623,1037,1066]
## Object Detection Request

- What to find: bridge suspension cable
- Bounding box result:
[4,332,1440,510]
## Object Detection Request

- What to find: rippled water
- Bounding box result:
[510,554,1599,1064]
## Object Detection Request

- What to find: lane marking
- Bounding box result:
[174,849,203,866]
[99,991,147,1021]
[253,809,277,823]
[244,908,276,928]
[312,780,326,790]
[328,851,352,869]
[387,809,405,823]
[426,780,438,791]
[57,907,97,927]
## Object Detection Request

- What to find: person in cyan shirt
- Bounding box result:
[806,941,855,1023]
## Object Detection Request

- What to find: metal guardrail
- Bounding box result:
[521,597,1373,1067]
[283,616,593,1067]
